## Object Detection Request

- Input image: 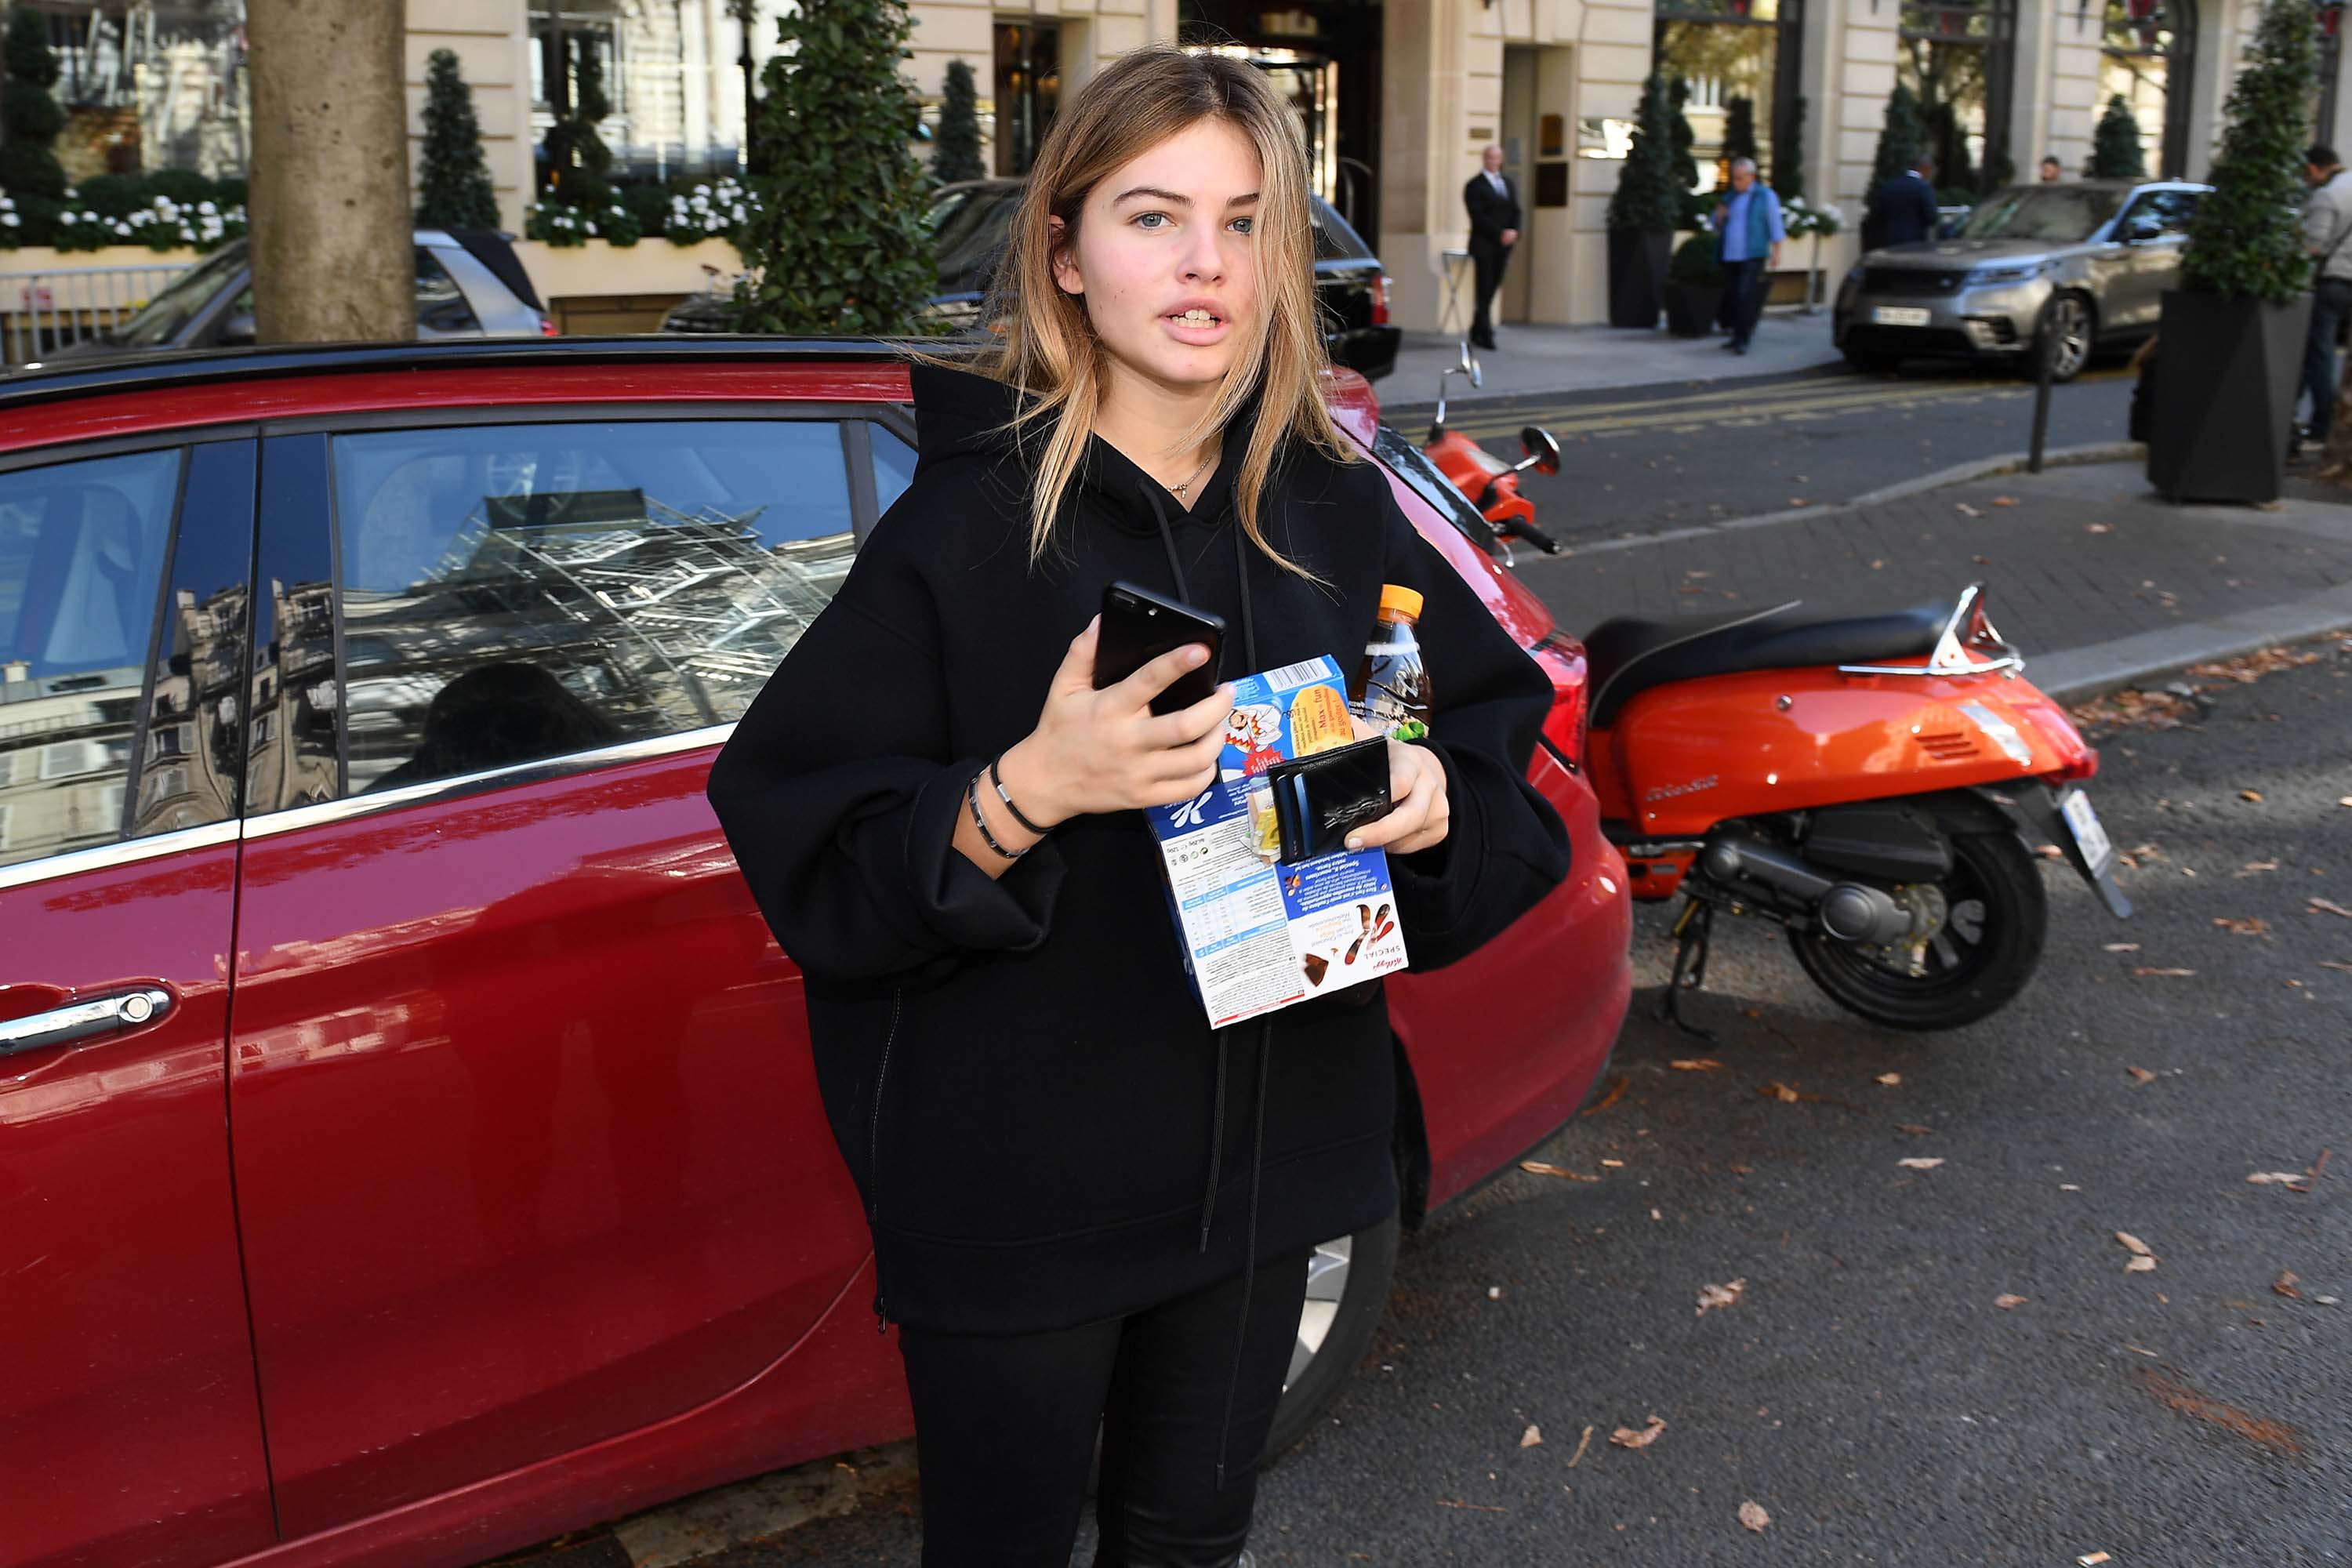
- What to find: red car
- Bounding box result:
[0,340,1630,1568]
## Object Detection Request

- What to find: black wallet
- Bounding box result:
[1267,737,1391,864]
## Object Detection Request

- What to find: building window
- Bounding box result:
[2320,16,2343,154]
[2100,0,2195,179]
[1898,0,2017,196]
[1654,0,1806,195]
[993,21,1061,177]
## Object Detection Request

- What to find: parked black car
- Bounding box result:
[665,179,1401,382]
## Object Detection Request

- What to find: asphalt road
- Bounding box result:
[1385,359,2140,544]
[581,641,2350,1566]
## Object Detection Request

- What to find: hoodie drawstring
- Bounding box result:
[1139,477,1275,1495]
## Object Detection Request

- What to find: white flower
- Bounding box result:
[2,213,17,227]
[198,201,216,215]
[584,221,597,235]
[81,210,98,223]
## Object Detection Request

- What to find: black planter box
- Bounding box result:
[2146,289,2313,504]
[1607,227,1671,329]
[1664,281,1719,337]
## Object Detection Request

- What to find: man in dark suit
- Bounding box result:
[1462,144,1520,351]
[1866,154,1941,250]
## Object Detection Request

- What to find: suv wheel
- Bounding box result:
[2036,293,2095,383]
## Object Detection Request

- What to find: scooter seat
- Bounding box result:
[1584,599,1950,729]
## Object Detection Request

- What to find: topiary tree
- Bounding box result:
[2091,94,2147,180]
[1776,93,1808,201]
[1609,74,1681,234]
[2180,0,2315,303]
[734,0,938,335]
[1668,75,1699,193]
[545,31,614,208]
[1723,95,1758,167]
[933,57,985,186]
[417,48,501,230]
[0,5,67,243]
[1869,82,1927,191]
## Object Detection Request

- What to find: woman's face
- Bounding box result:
[1051,117,1265,395]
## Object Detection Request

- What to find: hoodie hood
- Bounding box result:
[908,358,1266,536]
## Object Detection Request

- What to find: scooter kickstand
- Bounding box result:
[1660,898,1718,1042]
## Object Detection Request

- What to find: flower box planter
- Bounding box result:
[2145,288,2312,504]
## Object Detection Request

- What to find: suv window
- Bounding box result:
[332,419,858,795]
[416,249,483,334]
[2121,189,2199,238]
[0,448,181,868]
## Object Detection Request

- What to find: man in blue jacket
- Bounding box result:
[1711,158,1784,355]
[1867,153,1941,250]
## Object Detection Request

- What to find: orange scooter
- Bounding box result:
[1421,350,2131,1035]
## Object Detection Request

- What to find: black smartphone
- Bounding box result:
[1094,580,1228,717]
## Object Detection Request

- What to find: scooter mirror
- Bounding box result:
[1519,425,1562,476]
[1454,338,1483,389]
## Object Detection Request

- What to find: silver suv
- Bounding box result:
[1834,180,2211,382]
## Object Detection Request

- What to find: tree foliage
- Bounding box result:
[2091,94,2147,180]
[0,6,67,240]
[545,31,615,206]
[416,49,500,230]
[733,0,939,334]
[2181,0,2318,303]
[1609,74,1682,233]
[933,57,985,186]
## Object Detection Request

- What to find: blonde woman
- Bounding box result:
[708,44,1570,1566]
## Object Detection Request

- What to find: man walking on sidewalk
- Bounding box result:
[1463,144,1520,352]
[1712,157,1784,356]
[2297,143,2352,454]
[1865,154,1940,250]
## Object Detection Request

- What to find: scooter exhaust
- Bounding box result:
[1698,836,1912,945]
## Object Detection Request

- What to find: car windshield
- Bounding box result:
[1311,198,1376,261]
[1960,187,2126,243]
[112,245,248,347]
[931,187,1021,296]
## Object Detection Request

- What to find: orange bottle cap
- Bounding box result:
[1379,584,1425,620]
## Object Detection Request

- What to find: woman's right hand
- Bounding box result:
[994,616,1232,828]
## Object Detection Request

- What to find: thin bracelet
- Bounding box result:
[966,769,1028,861]
[989,753,1048,837]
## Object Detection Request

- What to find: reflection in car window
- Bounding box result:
[0,448,180,867]
[932,189,1020,296]
[1311,198,1376,262]
[332,420,857,795]
[2123,190,2199,236]
[1370,423,1496,550]
[416,249,482,334]
[114,246,248,348]
[1960,186,2128,242]
[872,423,917,514]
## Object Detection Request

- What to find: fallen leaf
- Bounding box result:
[2128,1066,2158,1084]
[1788,496,1810,507]
[2134,967,2196,977]
[1973,554,1992,564]
[1995,1293,2027,1309]
[2080,1552,2114,1564]
[2105,942,2143,952]
[2239,789,2264,803]
[2246,1171,2310,1186]
[2085,521,2113,533]
[1600,1158,1626,1168]
[1610,1415,1667,1450]
[2124,1344,2160,1356]
[2117,1231,2154,1257]
[1434,1497,1506,1512]
[2127,1254,2159,1273]
[1581,1075,1630,1115]
[1897,1156,1945,1170]
[1670,1058,1724,1072]
[2238,861,2280,877]
[1955,502,1982,517]
[1739,1500,1771,1533]
[2340,796,2352,808]
[2309,897,2352,919]
[2273,1270,2302,1299]
[2322,960,2352,972]
[1566,1424,1594,1468]
[2213,916,2270,937]
[1520,1160,1601,1182]
[1697,1279,1747,1316]
[1876,1072,1902,1087]
[1683,570,1711,579]
[1896,1122,1933,1135]
[1520,1422,1543,1447]
[1991,495,2017,506]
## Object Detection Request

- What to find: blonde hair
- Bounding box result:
[913,43,1355,574]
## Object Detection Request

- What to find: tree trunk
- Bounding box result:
[247,0,413,344]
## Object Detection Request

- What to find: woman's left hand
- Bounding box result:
[1343,724,1450,857]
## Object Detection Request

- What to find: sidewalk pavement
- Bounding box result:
[1384,308,1843,406]
[1509,456,2352,700]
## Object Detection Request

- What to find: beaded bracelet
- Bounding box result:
[989,754,1048,836]
[966,768,1028,861]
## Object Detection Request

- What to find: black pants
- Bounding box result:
[895,1250,1313,1567]
[1470,238,1511,343]
[1722,257,1766,347]
[2303,277,2352,441]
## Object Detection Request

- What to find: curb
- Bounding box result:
[2029,582,2352,702]
[1847,443,2147,507]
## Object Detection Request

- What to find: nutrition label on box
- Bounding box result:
[1148,655,1409,1029]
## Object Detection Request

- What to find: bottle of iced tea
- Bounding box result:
[1352,584,1432,739]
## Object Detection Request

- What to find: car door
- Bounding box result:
[2104,190,2194,332]
[0,440,276,1568]
[223,409,897,1537]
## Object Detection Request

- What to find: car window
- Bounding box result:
[113,247,247,348]
[331,419,858,796]
[0,448,182,868]
[872,423,916,514]
[933,189,1019,296]
[416,249,482,334]
[1960,186,2127,242]
[1311,198,1376,262]
[2123,189,2198,237]
[1370,422,1497,551]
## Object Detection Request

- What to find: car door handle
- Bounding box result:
[0,988,174,1056]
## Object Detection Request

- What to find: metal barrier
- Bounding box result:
[1,262,188,365]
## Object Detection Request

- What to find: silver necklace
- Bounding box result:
[1170,446,1216,502]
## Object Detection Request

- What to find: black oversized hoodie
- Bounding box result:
[707,361,1569,1368]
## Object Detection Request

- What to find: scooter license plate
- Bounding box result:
[2060,789,2114,873]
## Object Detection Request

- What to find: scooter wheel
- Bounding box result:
[1790,832,2048,1031]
